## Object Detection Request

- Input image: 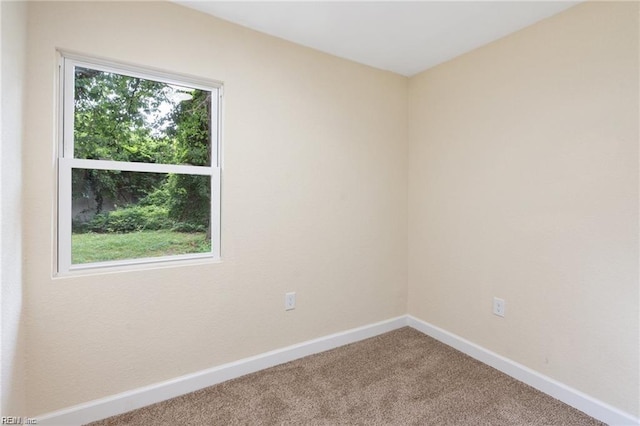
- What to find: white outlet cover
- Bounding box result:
[285,292,296,311]
[493,297,505,317]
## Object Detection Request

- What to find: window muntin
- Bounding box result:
[58,55,221,274]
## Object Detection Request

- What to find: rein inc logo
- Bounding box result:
[1,418,37,425]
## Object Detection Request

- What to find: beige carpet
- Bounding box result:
[89,327,604,425]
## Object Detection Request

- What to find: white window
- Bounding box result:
[58,53,222,274]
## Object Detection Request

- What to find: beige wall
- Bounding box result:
[1,0,27,416]
[408,1,639,417]
[23,1,408,415]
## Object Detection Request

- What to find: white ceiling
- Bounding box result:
[175,1,580,76]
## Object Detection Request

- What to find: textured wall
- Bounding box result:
[408,1,639,416]
[1,0,27,417]
[23,1,408,414]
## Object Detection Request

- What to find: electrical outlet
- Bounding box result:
[285,292,296,311]
[493,297,505,317]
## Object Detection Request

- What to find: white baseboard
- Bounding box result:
[406,315,639,426]
[36,315,639,426]
[36,316,408,425]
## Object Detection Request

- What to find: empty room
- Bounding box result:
[1,0,638,425]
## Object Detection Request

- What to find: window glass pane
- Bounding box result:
[71,169,211,265]
[74,67,212,166]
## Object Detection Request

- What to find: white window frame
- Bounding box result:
[57,53,222,275]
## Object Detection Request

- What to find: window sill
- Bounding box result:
[54,253,222,279]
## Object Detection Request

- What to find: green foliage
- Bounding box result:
[88,204,173,233]
[74,67,174,162]
[170,222,207,233]
[168,89,211,166]
[138,186,170,207]
[165,174,210,228]
[163,89,212,228]
[72,66,213,232]
[73,169,163,210]
[73,68,173,211]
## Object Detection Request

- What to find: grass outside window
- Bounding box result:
[72,230,210,264]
